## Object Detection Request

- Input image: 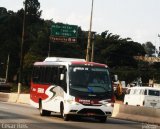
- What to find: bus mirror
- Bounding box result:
[60,74,64,81]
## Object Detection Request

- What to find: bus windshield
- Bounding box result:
[69,66,112,94]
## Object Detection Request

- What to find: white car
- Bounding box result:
[124,86,160,108]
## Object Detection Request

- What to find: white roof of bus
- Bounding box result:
[34,57,108,67]
[44,57,85,62]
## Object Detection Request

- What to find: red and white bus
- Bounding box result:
[30,57,114,122]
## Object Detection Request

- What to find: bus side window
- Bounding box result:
[51,67,58,85]
[39,67,46,83]
[59,66,67,92]
[45,67,53,84]
[32,67,40,83]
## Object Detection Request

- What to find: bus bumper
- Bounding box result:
[64,102,113,117]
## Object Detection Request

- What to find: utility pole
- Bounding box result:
[86,0,94,62]
[18,0,26,94]
[5,54,9,83]
[48,41,51,57]
[91,33,95,62]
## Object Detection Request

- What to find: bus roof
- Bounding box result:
[71,61,107,67]
[34,57,108,68]
[44,57,85,62]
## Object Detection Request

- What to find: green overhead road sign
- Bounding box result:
[51,23,78,37]
[50,23,78,43]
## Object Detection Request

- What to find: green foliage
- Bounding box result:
[95,32,145,67]
[0,9,21,80]
[111,67,139,83]
[0,7,7,15]
[94,31,147,82]
[25,0,42,24]
[10,83,30,93]
[142,42,155,56]
[25,0,41,16]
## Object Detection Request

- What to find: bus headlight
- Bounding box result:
[66,99,80,105]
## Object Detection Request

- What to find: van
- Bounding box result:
[124,87,160,108]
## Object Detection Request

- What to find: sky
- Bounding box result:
[1,0,160,49]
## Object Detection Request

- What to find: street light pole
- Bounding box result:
[18,0,26,94]
[86,0,94,62]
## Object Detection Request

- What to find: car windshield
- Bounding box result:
[69,66,112,93]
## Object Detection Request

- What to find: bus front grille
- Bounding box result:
[77,108,105,116]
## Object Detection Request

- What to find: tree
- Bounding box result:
[24,0,42,24]
[94,31,146,83]
[0,7,7,15]
[95,31,145,66]
[142,42,155,56]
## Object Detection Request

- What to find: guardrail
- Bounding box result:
[112,103,160,125]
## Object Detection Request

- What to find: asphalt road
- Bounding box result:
[0,101,158,129]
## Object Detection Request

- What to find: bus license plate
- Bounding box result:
[87,113,95,115]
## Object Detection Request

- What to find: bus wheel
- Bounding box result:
[39,100,51,116]
[60,103,69,121]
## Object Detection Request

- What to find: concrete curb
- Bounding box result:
[0,92,30,104]
[17,94,30,104]
[112,103,160,125]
